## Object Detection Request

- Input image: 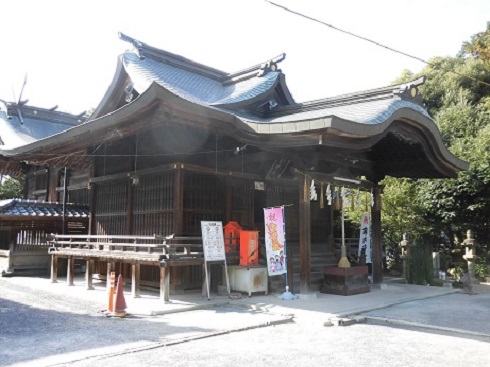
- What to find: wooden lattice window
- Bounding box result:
[94,180,128,235]
[183,172,225,235]
[132,173,174,236]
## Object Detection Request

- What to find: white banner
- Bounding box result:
[358,213,372,264]
[264,207,286,276]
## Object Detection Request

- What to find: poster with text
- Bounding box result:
[201,221,226,261]
[264,207,286,276]
[358,213,372,264]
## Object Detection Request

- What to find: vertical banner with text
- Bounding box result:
[264,207,286,276]
[358,213,372,264]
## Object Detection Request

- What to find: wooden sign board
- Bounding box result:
[201,221,226,261]
[201,221,230,299]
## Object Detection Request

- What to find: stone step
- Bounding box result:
[269,271,325,294]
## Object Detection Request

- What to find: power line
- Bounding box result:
[13,148,239,158]
[265,0,490,88]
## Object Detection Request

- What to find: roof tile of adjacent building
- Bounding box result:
[0,199,89,218]
[0,101,87,149]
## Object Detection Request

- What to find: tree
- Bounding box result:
[460,21,490,64]
[383,24,490,257]
[0,176,23,200]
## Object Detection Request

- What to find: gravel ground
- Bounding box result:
[2,277,490,367]
[363,291,490,335]
[0,279,291,367]
[67,320,490,367]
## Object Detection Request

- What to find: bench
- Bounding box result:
[48,234,239,302]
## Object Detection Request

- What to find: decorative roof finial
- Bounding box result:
[258,53,286,76]
[393,75,426,101]
[118,32,145,60]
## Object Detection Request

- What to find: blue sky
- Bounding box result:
[0,0,488,114]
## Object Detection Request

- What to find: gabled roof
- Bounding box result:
[0,36,468,180]
[0,199,89,219]
[0,100,86,150]
[91,33,294,119]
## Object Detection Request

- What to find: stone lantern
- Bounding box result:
[400,233,411,281]
[462,229,478,282]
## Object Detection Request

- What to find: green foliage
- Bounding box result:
[460,21,490,64]
[407,238,434,285]
[0,177,23,199]
[380,177,428,239]
[383,23,490,251]
[474,260,488,279]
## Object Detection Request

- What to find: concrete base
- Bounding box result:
[320,266,370,296]
[371,283,388,290]
[296,293,318,300]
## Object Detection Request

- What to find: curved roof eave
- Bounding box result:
[0,82,164,158]
[0,82,468,178]
[89,56,127,120]
[238,108,469,173]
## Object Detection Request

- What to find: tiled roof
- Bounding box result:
[123,52,280,107]
[0,103,86,149]
[237,98,431,126]
[0,199,89,218]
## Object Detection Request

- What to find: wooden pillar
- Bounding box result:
[7,232,15,273]
[326,201,334,246]
[86,260,94,290]
[131,263,141,298]
[67,256,74,286]
[173,167,184,235]
[51,256,58,283]
[88,183,96,235]
[160,267,169,302]
[371,186,383,284]
[47,168,60,202]
[225,177,233,222]
[126,179,133,235]
[287,249,294,293]
[299,175,311,294]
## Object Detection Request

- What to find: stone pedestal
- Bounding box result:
[320,266,370,296]
[462,229,479,284]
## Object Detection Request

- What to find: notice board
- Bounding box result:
[200,221,226,262]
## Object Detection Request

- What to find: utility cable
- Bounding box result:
[265,0,490,88]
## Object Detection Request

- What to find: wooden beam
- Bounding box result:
[299,175,311,294]
[371,186,383,284]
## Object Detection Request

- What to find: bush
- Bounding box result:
[407,237,434,285]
